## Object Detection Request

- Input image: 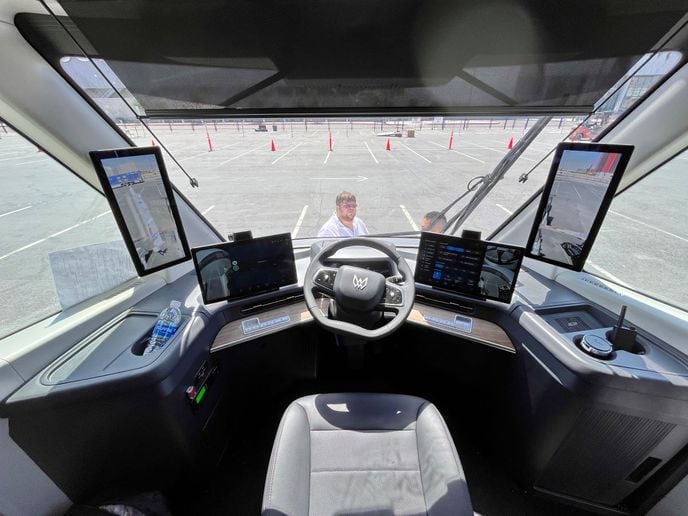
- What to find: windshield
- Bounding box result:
[57,49,681,242]
[134,116,563,240]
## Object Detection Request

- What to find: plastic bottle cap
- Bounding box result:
[170,300,181,309]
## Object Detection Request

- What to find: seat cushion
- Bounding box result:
[262,393,473,516]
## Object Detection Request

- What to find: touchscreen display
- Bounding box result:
[526,143,633,270]
[90,147,191,276]
[192,233,297,303]
[415,233,524,303]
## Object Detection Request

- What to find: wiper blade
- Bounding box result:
[447,116,552,234]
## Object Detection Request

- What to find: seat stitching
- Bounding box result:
[312,468,421,473]
[309,428,415,432]
[298,402,312,516]
[265,403,289,510]
[436,404,464,478]
[416,401,429,515]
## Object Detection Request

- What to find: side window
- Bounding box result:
[0,121,136,340]
[585,149,688,311]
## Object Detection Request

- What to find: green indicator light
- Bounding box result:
[195,385,207,404]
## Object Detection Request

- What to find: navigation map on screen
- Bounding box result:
[415,233,524,303]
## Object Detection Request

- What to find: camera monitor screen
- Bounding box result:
[192,233,298,304]
[415,232,524,303]
[526,143,633,270]
[89,147,191,276]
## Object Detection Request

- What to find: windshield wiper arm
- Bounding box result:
[447,116,552,234]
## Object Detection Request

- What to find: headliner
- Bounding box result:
[20,0,688,116]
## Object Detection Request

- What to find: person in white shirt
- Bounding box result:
[317,191,369,237]
[420,211,447,233]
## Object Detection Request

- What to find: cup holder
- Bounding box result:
[605,330,646,355]
[131,337,152,356]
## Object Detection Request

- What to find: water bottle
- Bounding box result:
[144,300,182,354]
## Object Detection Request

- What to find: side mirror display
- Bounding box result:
[526,143,633,271]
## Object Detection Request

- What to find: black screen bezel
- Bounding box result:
[191,233,298,304]
[525,142,634,271]
[89,146,191,276]
[414,232,525,303]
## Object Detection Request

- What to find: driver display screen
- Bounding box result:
[415,232,524,303]
[191,233,297,304]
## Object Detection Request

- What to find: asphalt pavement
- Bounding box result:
[1,119,687,338]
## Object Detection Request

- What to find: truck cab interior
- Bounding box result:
[2,1,688,515]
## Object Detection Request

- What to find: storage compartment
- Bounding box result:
[42,313,188,385]
[535,304,688,376]
[536,304,614,333]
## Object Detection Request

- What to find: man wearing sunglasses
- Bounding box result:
[317,191,369,237]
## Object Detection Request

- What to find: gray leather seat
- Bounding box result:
[262,393,473,516]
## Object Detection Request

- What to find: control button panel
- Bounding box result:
[185,359,219,411]
[424,313,473,333]
[241,315,291,335]
[313,269,338,291]
[382,284,404,306]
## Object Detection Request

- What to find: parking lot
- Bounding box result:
[1,118,687,337]
[128,119,564,239]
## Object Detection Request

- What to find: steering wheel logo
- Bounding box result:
[352,274,369,290]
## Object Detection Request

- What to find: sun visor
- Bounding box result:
[25,1,688,116]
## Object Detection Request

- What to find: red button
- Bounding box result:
[185,386,197,400]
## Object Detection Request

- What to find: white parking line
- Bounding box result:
[496,204,513,215]
[0,154,31,162]
[217,143,265,166]
[292,205,309,237]
[324,151,332,164]
[587,185,604,200]
[399,205,419,231]
[272,142,305,165]
[0,205,32,218]
[202,205,215,215]
[399,142,432,163]
[461,139,538,162]
[0,210,111,261]
[610,210,688,243]
[571,184,582,200]
[586,261,632,288]
[461,140,504,154]
[15,159,49,166]
[428,141,485,163]
[180,151,211,163]
[364,142,379,164]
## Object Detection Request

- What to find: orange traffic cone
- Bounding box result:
[386,138,391,151]
[507,137,514,150]
[328,132,333,151]
[448,129,454,150]
[271,140,276,152]
[206,127,213,152]
[151,140,156,147]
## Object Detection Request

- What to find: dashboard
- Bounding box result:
[2,239,688,512]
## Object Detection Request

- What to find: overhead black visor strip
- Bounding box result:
[49,1,688,112]
[141,106,593,119]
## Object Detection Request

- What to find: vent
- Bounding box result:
[626,456,662,483]
[538,408,674,505]
[240,294,304,314]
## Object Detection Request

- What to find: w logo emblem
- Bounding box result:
[352,274,368,290]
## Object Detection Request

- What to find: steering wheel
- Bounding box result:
[304,238,416,340]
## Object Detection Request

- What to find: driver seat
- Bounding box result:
[262,393,473,515]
